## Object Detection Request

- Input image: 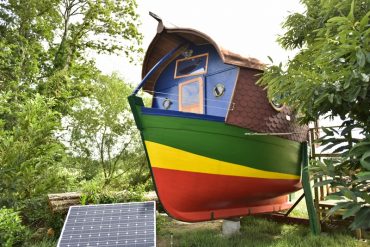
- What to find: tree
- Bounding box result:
[259,0,369,229]
[0,93,68,207]
[64,73,147,186]
[0,0,143,179]
[0,0,143,113]
[0,0,144,222]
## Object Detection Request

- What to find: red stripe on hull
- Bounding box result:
[152,167,302,222]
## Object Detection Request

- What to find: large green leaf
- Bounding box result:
[349,142,370,156]
[313,179,334,187]
[347,0,355,20]
[359,11,370,30]
[356,49,366,67]
[350,207,370,230]
[325,194,345,201]
[354,171,370,182]
[360,151,370,170]
[327,201,353,217]
[327,16,350,24]
[340,187,358,201]
[343,204,362,219]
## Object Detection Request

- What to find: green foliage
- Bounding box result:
[51,0,143,69]
[260,0,369,125]
[310,123,370,229]
[66,73,148,186]
[0,1,145,245]
[0,0,143,99]
[18,197,65,233]
[0,0,143,126]
[0,94,69,207]
[80,179,145,205]
[259,0,370,229]
[0,207,27,247]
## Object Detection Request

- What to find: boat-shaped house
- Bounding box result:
[128,14,308,222]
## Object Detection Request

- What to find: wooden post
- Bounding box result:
[301,142,321,235]
[309,127,321,221]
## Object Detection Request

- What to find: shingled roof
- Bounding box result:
[225,68,309,142]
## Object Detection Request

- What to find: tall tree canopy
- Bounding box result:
[65,73,147,186]
[260,0,369,125]
[0,0,143,209]
[0,0,142,112]
[259,0,369,229]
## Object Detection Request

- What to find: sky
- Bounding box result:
[94,0,305,83]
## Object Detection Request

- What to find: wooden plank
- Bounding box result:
[143,191,158,201]
[318,200,346,207]
[48,192,82,201]
[47,191,158,213]
[312,153,342,158]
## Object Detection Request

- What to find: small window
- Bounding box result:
[270,95,284,111]
[213,83,225,97]
[179,77,204,114]
[174,53,208,79]
[162,98,172,110]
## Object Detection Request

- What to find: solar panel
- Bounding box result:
[57,201,156,247]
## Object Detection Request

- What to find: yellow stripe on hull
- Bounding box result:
[145,141,300,180]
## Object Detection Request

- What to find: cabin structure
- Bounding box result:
[141,16,307,142]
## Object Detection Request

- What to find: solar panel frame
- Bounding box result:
[57,201,156,247]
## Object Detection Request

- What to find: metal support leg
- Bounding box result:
[284,193,305,217]
[301,142,321,235]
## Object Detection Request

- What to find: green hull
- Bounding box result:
[128,95,303,221]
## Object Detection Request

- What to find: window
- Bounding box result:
[213,83,225,97]
[174,53,208,79]
[270,94,284,111]
[179,78,204,114]
[162,98,172,109]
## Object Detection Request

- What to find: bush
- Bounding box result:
[80,180,145,205]
[0,207,27,247]
[18,197,65,235]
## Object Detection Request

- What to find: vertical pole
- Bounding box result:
[311,123,321,220]
[301,141,321,235]
[319,177,325,201]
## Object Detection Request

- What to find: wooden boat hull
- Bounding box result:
[129,96,303,222]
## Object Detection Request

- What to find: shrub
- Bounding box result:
[0,207,27,247]
[18,197,65,235]
[80,180,145,205]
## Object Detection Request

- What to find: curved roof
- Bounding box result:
[142,14,265,92]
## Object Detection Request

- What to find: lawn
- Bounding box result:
[155,194,368,247]
[26,196,368,247]
[26,213,367,247]
[156,215,368,247]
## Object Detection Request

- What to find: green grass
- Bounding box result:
[23,238,57,247]
[22,195,367,247]
[156,215,368,247]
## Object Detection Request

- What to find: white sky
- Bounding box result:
[94,0,305,83]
